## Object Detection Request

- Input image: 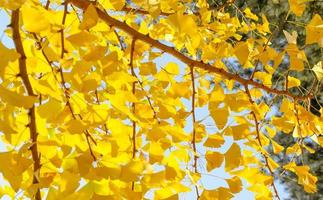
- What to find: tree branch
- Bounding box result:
[70,0,311,101]
[190,66,200,199]
[11,9,41,200]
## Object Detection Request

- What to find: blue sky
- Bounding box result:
[0,9,289,200]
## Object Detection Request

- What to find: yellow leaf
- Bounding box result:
[312,61,323,80]
[0,85,37,108]
[22,5,50,33]
[37,98,64,121]
[271,140,284,154]
[148,142,164,163]
[204,134,225,148]
[234,42,250,65]
[67,31,98,46]
[205,151,224,172]
[266,126,276,138]
[225,143,241,171]
[254,72,272,87]
[305,14,323,47]
[267,157,279,171]
[200,187,233,200]
[91,179,113,196]
[244,8,258,21]
[139,62,157,75]
[120,159,146,182]
[79,4,99,30]
[0,0,26,9]
[100,0,125,10]
[165,62,180,75]
[283,30,298,44]
[0,43,20,75]
[66,119,88,134]
[227,176,242,193]
[230,124,250,140]
[155,182,190,199]
[287,76,301,88]
[70,92,87,114]
[283,162,317,193]
[288,0,308,16]
[30,78,62,101]
[209,106,229,130]
[209,86,225,103]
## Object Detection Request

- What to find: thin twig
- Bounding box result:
[190,66,200,199]
[245,85,281,200]
[113,29,160,123]
[130,38,137,191]
[60,1,97,161]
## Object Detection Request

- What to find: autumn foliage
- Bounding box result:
[0,0,322,199]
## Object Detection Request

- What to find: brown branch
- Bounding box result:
[11,9,41,200]
[190,66,200,199]
[245,85,281,200]
[70,0,311,101]
[45,0,51,9]
[130,39,137,160]
[130,38,137,191]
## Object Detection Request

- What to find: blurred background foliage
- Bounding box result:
[206,0,323,199]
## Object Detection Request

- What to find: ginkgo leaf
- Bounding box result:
[283,162,317,193]
[225,143,241,171]
[0,43,20,74]
[226,176,242,193]
[209,106,229,130]
[271,140,284,154]
[66,119,88,134]
[205,151,224,172]
[305,14,323,47]
[283,30,298,44]
[79,4,99,30]
[267,157,279,171]
[254,72,272,87]
[234,42,250,65]
[21,5,50,33]
[0,85,37,108]
[287,76,301,88]
[120,159,146,182]
[204,134,225,148]
[200,187,234,200]
[165,62,180,75]
[244,8,258,21]
[0,0,26,9]
[155,182,190,199]
[288,0,308,16]
[67,31,98,46]
[312,61,323,80]
[139,62,157,75]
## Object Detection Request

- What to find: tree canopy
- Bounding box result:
[0,0,322,199]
